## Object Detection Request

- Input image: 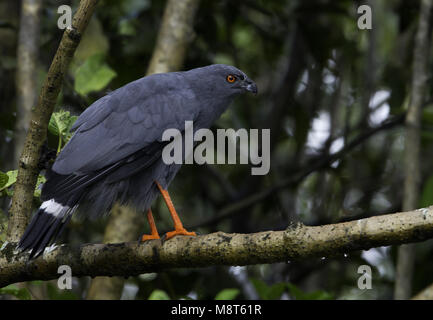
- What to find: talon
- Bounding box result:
[165,228,196,240]
[155,181,198,241]
[140,209,160,242]
[140,234,160,242]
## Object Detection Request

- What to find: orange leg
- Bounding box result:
[155,181,196,239]
[141,209,160,241]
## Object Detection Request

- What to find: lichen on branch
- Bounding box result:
[2,206,433,288]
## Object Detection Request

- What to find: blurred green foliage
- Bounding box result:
[251,278,287,300]
[214,288,240,300]
[0,285,31,300]
[1,0,433,300]
[148,289,170,300]
[74,53,117,96]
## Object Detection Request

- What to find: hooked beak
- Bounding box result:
[243,79,258,94]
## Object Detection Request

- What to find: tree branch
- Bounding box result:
[2,206,433,288]
[7,0,99,242]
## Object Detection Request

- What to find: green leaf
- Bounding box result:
[49,112,65,137]
[6,170,18,185]
[74,53,117,96]
[48,111,78,152]
[64,115,78,142]
[250,278,268,299]
[148,289,170,300]
[266,283,287,300]
[251,278,286,300]
[0,285,31,300]
[0,170,17,192]
[286,283,305,299]
[287,283,333,300]
[304,291,333,300]
[0,170,45,199]
[0,171,8,189]
[34,174,47,198]
[214,288,240,300]
[48,111,76,138]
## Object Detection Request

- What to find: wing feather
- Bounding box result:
[53,72,198,175]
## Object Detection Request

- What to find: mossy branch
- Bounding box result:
[2,207,433,288]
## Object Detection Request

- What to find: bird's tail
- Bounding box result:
[18,199,75,259]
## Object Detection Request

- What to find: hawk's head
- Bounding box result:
[185,64,258,97]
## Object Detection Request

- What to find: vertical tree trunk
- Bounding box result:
[86,0,200,300]
[394,0,432,300]
[14,0,42,167]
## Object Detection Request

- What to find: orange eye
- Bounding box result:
[226,74,236,83]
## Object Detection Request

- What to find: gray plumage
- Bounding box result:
[18,64,257,258]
